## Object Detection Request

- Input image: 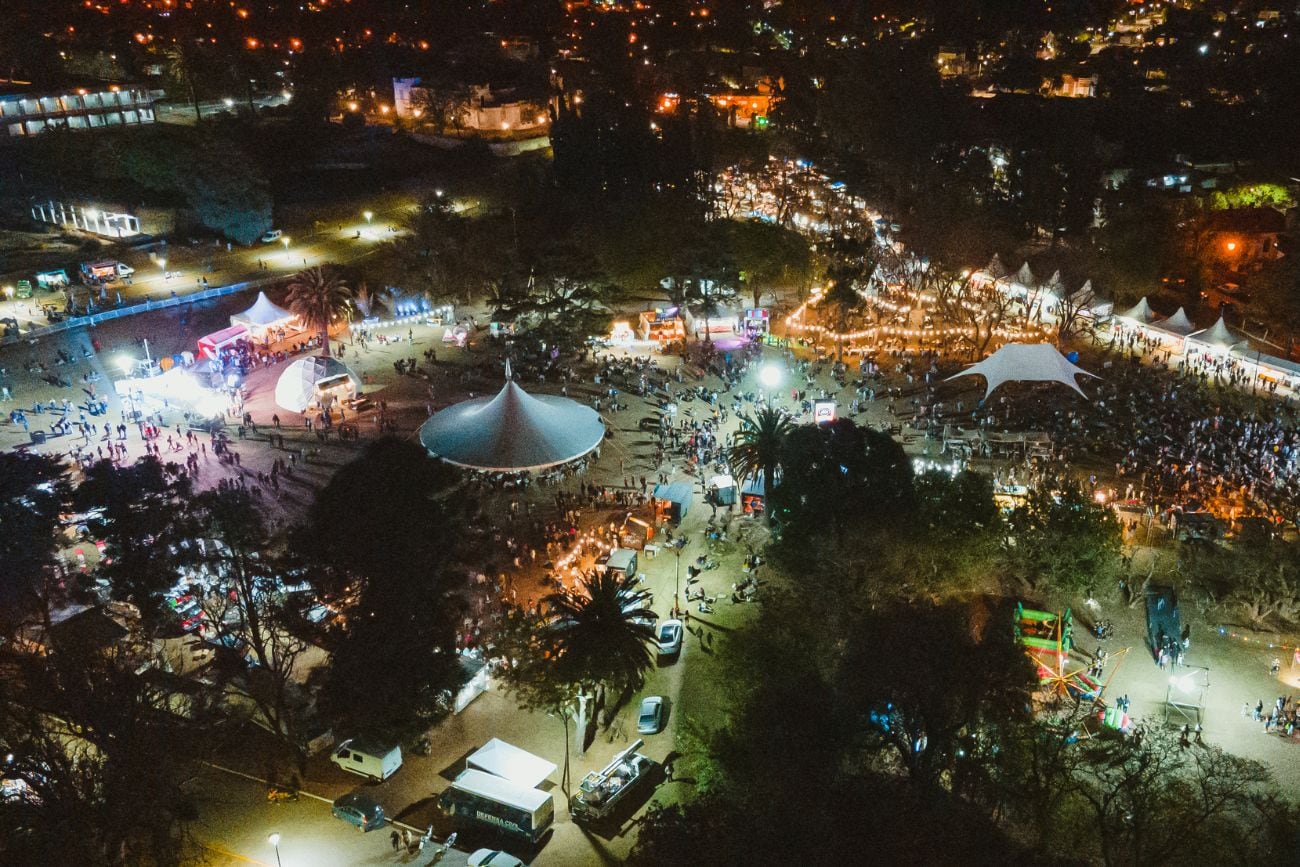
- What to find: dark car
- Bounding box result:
[332,792,385,832]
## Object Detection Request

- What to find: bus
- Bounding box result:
[438,769,554,843]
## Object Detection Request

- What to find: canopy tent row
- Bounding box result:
[947,343,1100,398]
[1151,307,1196,337]
[418,363,605,471]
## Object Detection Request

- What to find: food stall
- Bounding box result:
[196,324,250,360]
[743,307,770,336]
[652,482,693,523]
[637,308,685,343]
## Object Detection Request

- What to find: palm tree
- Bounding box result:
[162,43,204,122]
[284,266,353,357]
[728,406,793,513]
[541,570,657,754]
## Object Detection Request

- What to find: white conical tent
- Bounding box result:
[419,371,605,472]
[1152,307,1196,337]
[1118,297,1157,324]
[274,355,360,412]
[231,291,297,335]
[984,254,1008,280]
[946,343,1100,398]
[1015,262,1036,287]
[1187,316,1244,352]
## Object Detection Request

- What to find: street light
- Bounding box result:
[268,832,283,867]
[759,363,783,405]
[363,210,373,224]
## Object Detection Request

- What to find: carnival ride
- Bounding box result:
[1014,603,1129,709]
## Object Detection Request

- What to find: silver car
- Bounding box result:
[637,696,665,734]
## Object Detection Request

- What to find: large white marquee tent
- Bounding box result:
[947,343,1099,398]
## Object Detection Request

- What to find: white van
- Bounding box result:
[330,739,402,782]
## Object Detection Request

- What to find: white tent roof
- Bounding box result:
[231,291,296,328]
[1118,297,1157,324]
[946,343,1099,398]
[1187,316,1244,351]
[1151,307,1196,337]
[418,365,605,471]
[1015,262,1036,287]
[273,355,360,413]
[985,254,1007,280]
[467,738,557,789]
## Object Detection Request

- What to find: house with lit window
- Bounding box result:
[0,81,158,137]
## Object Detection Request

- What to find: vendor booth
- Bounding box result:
[274,355,361,413]
[743,308,770,335]
[197,324,250,360]
[652,482,693,523]
[685,304,739,338]
[707,474,737,506]
[230,291,299,342]
[741,477,767,516]
[638,308,686,343]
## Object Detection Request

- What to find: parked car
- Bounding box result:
[331,792,385,831]
[637,696,665,734]
[468,850,527,867]
[656,619,683,655]
[260,229,283,243]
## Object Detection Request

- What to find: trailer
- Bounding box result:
[569,739,655,826]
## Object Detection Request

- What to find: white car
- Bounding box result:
[637,696,665,734]
[656,619,684,655]
[260,229,283,243]
[468,850,526,867]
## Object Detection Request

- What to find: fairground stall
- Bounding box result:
[196,324,250,360]
[229,291,300,343]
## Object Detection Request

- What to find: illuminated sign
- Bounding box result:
[813,400,837,425]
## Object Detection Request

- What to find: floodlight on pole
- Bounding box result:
[268,833,283,867]
[363,210,373,224]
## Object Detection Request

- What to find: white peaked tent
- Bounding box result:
[1015,262,1036,287]
[1067,280,1113,320]
[985,254,1008,281]
[947,343,1099,398]
[1118,296,1157,325]
[230,291,298,338]
[419,363,605,471]
[1187,316,1244,353]
[274,355,360,413]
[1152,307,1196,337]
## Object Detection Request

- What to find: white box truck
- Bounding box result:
[330,739,402,782]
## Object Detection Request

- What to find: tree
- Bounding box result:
[0,452,70,635]
[74,457,191,634]
[727,406,794,512]
[769,419,915,546]
[297,440,468,743]
[161,42,207,122]
[539,570,657,754]
[1002,482,1122,596]
[284,265,353,357]
[182,488,312,776]
[0,642,216,866]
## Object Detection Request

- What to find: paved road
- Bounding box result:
[0,196,415,338]
[190,765,471,867]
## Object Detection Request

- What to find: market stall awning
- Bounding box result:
[1187,316,1245,352]
[1150,307,1197,337]
[1117,297,1157,325]
[946,343,1099,398]
[418,368,605,472]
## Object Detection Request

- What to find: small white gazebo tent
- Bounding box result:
[1118,297,1157,325]
[231,291,298,340]
[946,343,1099,398]
[1150,307,1196,338]
[1186,316,1245,354]
[274,355,361,413]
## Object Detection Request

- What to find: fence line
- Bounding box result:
[2,277,279,347]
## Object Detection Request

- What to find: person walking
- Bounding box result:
[390,829,401,853]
